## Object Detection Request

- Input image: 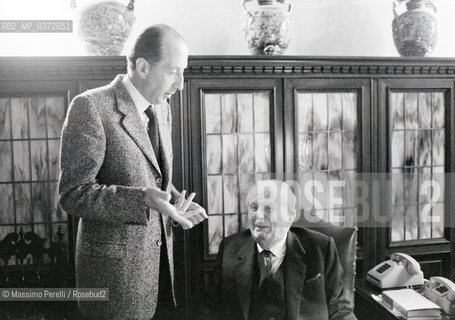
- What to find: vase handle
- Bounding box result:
[425,0,437,13]
[242,0,253,11]
[127,0,135,11]
[393,0,407,18]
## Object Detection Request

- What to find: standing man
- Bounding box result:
[212,180,356,320]
[59,24,207,320]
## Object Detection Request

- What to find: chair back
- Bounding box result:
[295,220,357,308]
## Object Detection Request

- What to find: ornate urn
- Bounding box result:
[392,0,438,57]
[75,0,136,56]
[241,0,291,55]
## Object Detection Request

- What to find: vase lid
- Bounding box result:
[243,0,290,11]
[406,0,436,12]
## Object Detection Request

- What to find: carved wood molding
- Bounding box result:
[186,64,455,76]
[187,56,455,77]
[2,56,455,80]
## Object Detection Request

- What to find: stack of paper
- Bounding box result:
[381,289,441,319]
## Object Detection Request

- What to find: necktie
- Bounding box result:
[262,249,273,277]
[145,105,161,159]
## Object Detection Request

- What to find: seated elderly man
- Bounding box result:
[212,179,356,320]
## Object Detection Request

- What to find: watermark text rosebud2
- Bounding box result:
[259,173,446,227]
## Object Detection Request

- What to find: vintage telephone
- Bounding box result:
[424,276,455,315]
[366,252,424,289]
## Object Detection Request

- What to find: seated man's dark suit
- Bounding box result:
[214,226,356,320]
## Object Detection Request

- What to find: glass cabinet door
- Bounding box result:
[389,91,445,242]
[204,92,273,254]
[189,79,283,258]
[0,94,69,265]
[295,91,359,227]
[285,79,370,229]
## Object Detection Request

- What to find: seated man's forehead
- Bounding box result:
[249,192,284,208]
[249,187,276,201]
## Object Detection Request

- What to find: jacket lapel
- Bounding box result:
[111,75,162,176]
[235,237,256,320]
[285,231,307,320]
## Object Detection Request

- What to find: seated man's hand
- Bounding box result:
[143,187,193,229]
[175,190,208,227]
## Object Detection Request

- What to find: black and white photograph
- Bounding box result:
[1,0,455,319]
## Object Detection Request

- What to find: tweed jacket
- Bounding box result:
[213,227,357,320]
[59,75,178,320]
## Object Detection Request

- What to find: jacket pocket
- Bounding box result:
[305,273,322,284]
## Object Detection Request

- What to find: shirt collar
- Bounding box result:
[122,74,151,114]
[256,234,287,258]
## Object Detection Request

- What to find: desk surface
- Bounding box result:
[355,280,454,320]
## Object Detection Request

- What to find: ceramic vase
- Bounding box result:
[241,0,291,55]
[392,0,438,57]
[76,0,136,56]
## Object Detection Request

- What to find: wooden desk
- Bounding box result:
[355,280,398,320]
[355,280,455,320]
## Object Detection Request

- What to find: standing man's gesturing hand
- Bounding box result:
[143,187,194,229]
[174,190,208,227]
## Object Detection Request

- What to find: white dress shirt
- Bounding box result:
[256,235,287,274]
[122,75,153,129]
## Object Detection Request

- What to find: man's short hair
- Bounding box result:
[127,24,185,71]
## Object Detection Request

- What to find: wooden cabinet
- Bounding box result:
[1,56,455,319]
[179,57,455,318]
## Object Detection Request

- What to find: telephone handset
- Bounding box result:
[366,252,424,289]
[424,276,455,315]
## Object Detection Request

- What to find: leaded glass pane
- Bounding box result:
[208,215,223,255]
[48,139,61,181]
[46,97,65,138]
[50,182,66,222]
[239,174,256,213]
[0,142,12,182]
[223,175,239,214]
[207,175,222,215]
[31,140,48,181]
[224,215,239,237]
[328,93,342,131]
[15,183,32,224]
[11,98,29,139]
[0,98,11,139]
[432,93,444,129]
[0,184,14,224]
[32,183,49,223]
[253,92,269,132]
[238,134,254,173]
[29,98,47,139]
[254,133,271,172]
[206,135,222,175]
[222,135,238,174]
[205,94,221,134]
[222,94,237,133]
[238,94,253,132]
[13,141,30,181]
